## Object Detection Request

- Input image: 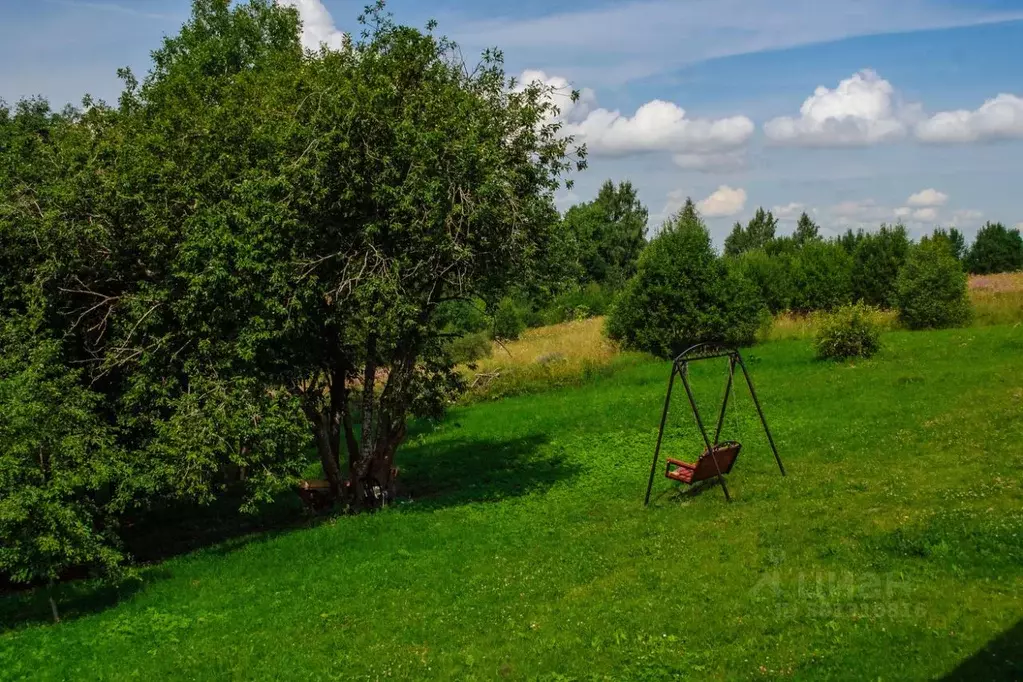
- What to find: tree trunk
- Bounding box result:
[49,587,60,624]
[352,337,378,507]
[316,423,343,497]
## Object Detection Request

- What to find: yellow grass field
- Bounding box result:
[968,271,1023,326]
[461,318,639,401]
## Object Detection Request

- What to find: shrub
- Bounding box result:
[536,282,615,326]
[896,239,972,330]
[492,296,527,340]
[606,200,766,359]
[0,320,125,586]
[447,332,493,365]
[851,224,910,307]
[966,222,1023,274]
[733,249,795,314]
[814,303,883,360]
[790,241,854,313]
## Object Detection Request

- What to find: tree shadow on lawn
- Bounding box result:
[1,432,568,630]
[397,432,575,510]
[942,618,1023,681]
[0,568,170,634]
[0,495,328,633]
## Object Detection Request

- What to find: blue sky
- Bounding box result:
[3,0,1023,244]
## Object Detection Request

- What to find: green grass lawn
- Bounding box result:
[3,326,1023,680]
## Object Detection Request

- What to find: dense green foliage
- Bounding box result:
[724,207,779,257]
[0,319,123,586]
[789,240,854,312]
[492,296,528,341]
[606,201,765,357]
[0,0,579,583]
[966,222,1023,274]
[793,212,822,246]
[896,238,972,330]
[813,303,883,360]
[561,180,648,288]
[931,227,967,262]
[734,249,795,314]
[2,326,1022,680]
[851,225,911,307]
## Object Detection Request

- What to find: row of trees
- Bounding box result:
[1,1,584,589]
[606,201,991,358]
[497,184,1021,344]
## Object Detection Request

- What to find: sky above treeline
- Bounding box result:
[3,0,1023,243]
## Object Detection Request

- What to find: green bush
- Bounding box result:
[0,320,125,585]
[447,332,493,365]
[733,249,795,314]
[965,222,1023,274]
[535,282,615,326]
[896,239,972,330]
[790,241,854,313]
[605,200,766,359]
[851,224,910,307]
[492,297,527,340]
[814,303,883,360]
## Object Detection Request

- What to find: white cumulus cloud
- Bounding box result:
[698,186,747,218]
[912,208,938,222]
[569,100,754,157]
[764,70,916,147]
[915,93,1023,144]
[520,71,755,169]
[277,0,346,51]
[517,70,598,124]
[907,189,948,207]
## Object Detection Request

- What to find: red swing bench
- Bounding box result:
[665,441,742,485]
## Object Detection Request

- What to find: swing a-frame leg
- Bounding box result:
[644,345,786,506]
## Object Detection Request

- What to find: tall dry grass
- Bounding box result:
[968,272,1023,327]
[460,318,641,401]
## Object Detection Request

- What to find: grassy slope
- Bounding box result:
[3,326,1023,681]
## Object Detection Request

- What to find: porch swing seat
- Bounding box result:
[665,441,742,485]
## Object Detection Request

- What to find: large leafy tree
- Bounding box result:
[965,222,1023,274]
[1,0,580,590]
[896,237,972,329]
[723,207,778,257]
[562,180,648,287]
[851,224,910,307]
[789,240,854,313]
[606,199,764,358]
[793,212,821,246]
[931,227,967,262]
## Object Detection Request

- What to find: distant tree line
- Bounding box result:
[604,203,1019,358]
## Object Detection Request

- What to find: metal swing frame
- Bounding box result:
[644,343,786,505]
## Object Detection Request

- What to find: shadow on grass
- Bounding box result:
[942,619,1023,681]
[1,432,566,629]
[0,494,328,633]
[119,493,316,564]
[0,569,167,634]
[398,433,574,509]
